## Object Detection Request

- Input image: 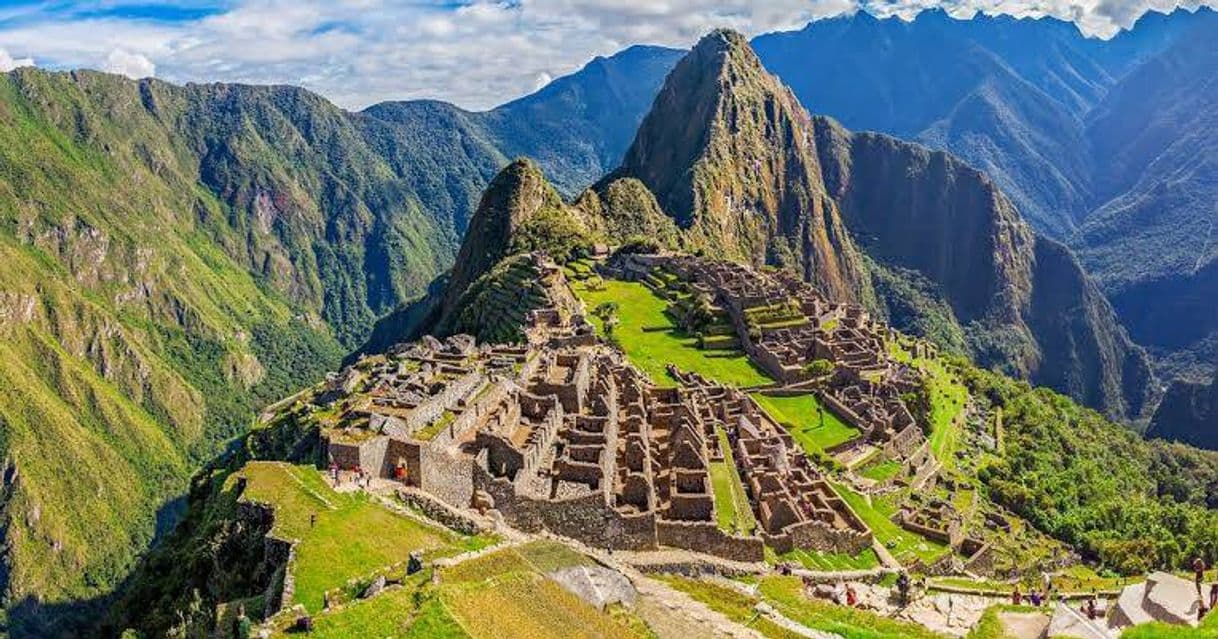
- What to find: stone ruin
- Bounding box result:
[307,253,987,566]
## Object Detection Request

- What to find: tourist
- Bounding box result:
[896,572,911,607]
[1210,582,1217,610]
[1012,585,1022,606]
[846,584,858,607]
[1084,594,1098,620]
[1030,591,1042,607]
[833,580,847,605]
[232,604,251,639]
[1194,556,1207,592]
[329,461,339,484]
[309,513,317,529]
[1042,571,1052,595]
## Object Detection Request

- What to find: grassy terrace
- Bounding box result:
[776,546,881,571]
[574,278,773,387]
[711,427,757,535]
[831,481,949,566]
[858,458,902,483]
[274,540,645,638]
[889,341,968,469]
[750,392,860,453]
[660,575,945,639]
[235,462,493,614]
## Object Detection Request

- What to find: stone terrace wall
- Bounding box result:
[419,446,475,509]
[396,487,486,535]
[234,498,296,618]
[656,520,765,563]
[765,519,873,557]
[474,465,657,550]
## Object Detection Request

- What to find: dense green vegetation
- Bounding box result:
[961,361,1218,574]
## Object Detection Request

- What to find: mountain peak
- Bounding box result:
[611,30,866,302]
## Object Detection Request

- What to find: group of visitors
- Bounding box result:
[1011,572,1058,608]
[328,460,374,489]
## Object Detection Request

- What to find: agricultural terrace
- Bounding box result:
[573,278,773,387]
[775,546,881,571]
[659,575,943,639]
[438,543,648,639]
[234,462,492,613]
[831,481,949,565]
[271,540,641,639]
[711,427,757,535]
[890,339,968,468]
[750,392,860,453]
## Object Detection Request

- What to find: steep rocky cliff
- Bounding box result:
[813,121,1153,419]
[1150,367,1218,448]
[610,30,867,304]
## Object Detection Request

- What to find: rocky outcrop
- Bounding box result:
[609,29,868,304]
[1149,370,1218,448]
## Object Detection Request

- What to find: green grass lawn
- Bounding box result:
[235,462,490,614]
[711,428,757,535]
[574,279,773,387]
[660,575,945,639]
[831,481,949,565]
[919,357,969,469]
[751,393,860,453]
[858,459,902,483]
[439,544,649,639]
[286,575,468,639]
[778,547,881,571]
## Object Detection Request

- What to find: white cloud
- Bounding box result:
[0,0,1212,109]
[0,48,34,72]
[103,48,156,79]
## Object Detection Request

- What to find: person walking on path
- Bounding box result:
[1194,556,1207,593]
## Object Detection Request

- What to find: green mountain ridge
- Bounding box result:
[0,49,681,632]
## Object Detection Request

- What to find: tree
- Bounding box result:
[804,359,834,377]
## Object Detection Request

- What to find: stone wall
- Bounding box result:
[474,465,657,550]
[764,518,873,557]
[656,520,765,563]
[404,369,484,432]
[419,446,475,509]
[396,487,486,535]
[326,435,388,473]
[234,498,296,618]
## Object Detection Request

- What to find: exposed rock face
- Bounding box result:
[1149,370,1218,448]
[611,29,867,304]
[813,121,1153,419]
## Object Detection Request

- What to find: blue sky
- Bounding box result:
[0,0,1211,110]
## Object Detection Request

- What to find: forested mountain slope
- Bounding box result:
[0,48,678,632]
